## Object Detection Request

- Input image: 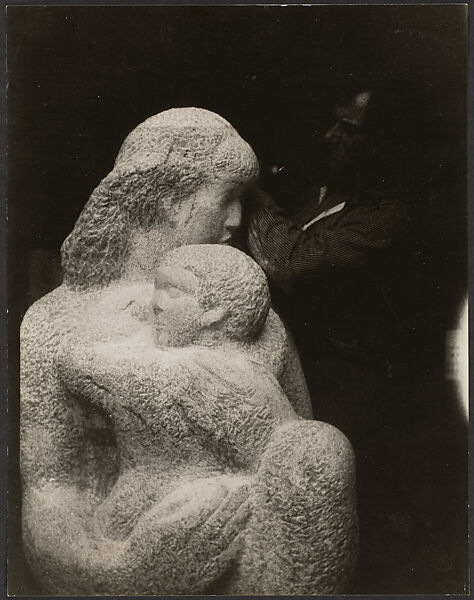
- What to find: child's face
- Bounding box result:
[151,266,204,347]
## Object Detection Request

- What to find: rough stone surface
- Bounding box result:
[20,107,357,595]
[61,107,260,289]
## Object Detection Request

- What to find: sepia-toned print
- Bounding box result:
[7,5,468,595]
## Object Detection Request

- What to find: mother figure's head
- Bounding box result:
[61,108,259,290]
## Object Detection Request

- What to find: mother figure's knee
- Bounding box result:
[231,421,358,595]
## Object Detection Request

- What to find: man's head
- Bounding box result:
[151,244,270,347]
[61,108,259,289]
[323,90,372,177]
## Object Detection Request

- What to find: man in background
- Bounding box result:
[246,88,419,590]
[247,88,413,441]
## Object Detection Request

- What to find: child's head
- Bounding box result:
[151,244,270,347]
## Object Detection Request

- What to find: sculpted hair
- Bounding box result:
[161,244,270,341]
[61,108,259,290]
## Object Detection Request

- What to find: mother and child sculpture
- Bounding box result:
[20,107,358,594]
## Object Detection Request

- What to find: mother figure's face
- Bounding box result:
[61,109,259,288]
[123,176,248,281]
[176,180,245,247]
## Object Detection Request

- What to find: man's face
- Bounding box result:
[323,91,372,176]
[151,266,204,347]
[178,181,244,246]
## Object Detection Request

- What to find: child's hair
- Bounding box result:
[160,244,270,341]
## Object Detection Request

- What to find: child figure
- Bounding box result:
[58,245,297,480]
[149,244,298,468]
[33,245,356,596]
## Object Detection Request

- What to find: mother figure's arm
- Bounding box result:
[20,290,86,490]
[23,326,252,595]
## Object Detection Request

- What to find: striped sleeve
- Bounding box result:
[247,190,410,290]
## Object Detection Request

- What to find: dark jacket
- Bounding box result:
[248,182,413,365]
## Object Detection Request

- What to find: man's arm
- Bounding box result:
[247,188,411,291]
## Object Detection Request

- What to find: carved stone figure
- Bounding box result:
[20,108,357,594]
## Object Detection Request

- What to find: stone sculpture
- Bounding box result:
[20,107,357,594]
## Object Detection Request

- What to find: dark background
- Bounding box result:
[7,5,468,595]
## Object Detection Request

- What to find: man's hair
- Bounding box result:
[160,244,270,341]
[61,108,259,290]
[334,83,408,146]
